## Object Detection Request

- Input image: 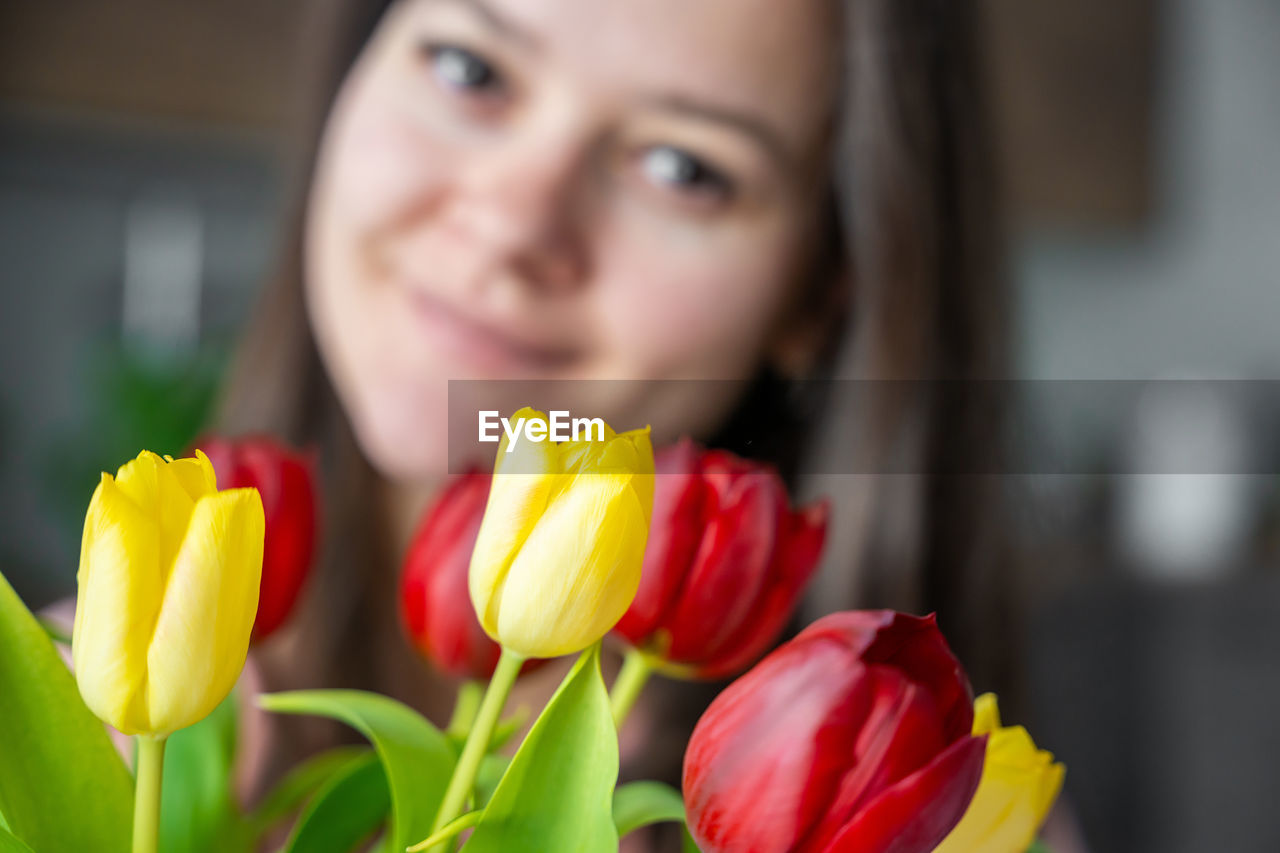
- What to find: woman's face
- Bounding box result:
[306,0,838,479]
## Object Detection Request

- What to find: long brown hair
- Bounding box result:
[219,0,1012,773]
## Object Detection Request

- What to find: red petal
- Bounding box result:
[251,445,317,640]
[798,666,951,849]
[698,497,829,678]
[799,611,974,741]
[663,468,785,662]
[614,438,704,644]
[400,471,502,679]
[818,734,987,853]
[196,435,318,642]
[684,637,867,853]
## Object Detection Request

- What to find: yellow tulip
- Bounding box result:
[934,693,1065,853]
[72,449,265,737]
[469,407,654,658]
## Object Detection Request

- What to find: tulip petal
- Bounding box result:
[699,497,829,678]
[662,471,783,662]
[945,728,1062,852]
[470,431,560,635]
[820,734,987,853]
[166,449,218,501]
[684,637,866,853]
[248,446,317,640]
[973,692,1001,734]
[404,472,502,678]
[145,487,264,735]
[803,611,974,742]
[495,472,648,657]
[613,439,704,643]
[72,474,163,734]
[199,436,319,642]
[558,418,618,475]
[114,450,198,572]
[613,429,655,526]
[801,665,954,849]
[933,695,1065,853]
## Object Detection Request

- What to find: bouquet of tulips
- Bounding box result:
[0,408,1063,853]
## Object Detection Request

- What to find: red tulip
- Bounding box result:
[683,610,986,853]
[612,439,828,678]
[400,472,504,680]
[196,435,318,642]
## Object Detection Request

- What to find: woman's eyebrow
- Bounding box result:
[425,0,541,51]
[644,94,794,170]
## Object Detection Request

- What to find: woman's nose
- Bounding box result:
[445,135,592,296]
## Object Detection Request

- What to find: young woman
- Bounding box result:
[219,0,1014,821]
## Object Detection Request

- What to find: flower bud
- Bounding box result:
[683,610,985,853]
[197,435,317,642]
[933,693,1065,853]
[401,471,505,679]
[469,407,653,658]
[73,450,264,737]
[614,439,828,678]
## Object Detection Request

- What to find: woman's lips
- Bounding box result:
[401,283,580,373]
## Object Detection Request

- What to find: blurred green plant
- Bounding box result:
[39,341,228,580]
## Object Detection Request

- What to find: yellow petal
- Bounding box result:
[615,428,654,526]
[558,426,653,523]
[145,487,264,735]
[973,692,1002,734]
[934,694,1065,853]
[166,449,218,501]
[114,450,197,571]
[1035,761,1067,825]
[494,471,648,657]
[470,417,560,634]
[72,474,164,734]
[492,408,555,476]
[558,419,618,475]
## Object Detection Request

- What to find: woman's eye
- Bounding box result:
[640,146,732,200]
[424,44,503,94]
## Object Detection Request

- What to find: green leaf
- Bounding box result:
[0,571,133,852]
[0,827,34,853]
[240,746,370,841]
[1026,842,1055,853]
[463,644,618,853]
[159,691,240,853]
[282,752,389,853]
[260,689,455,852]
[612,781,686,837]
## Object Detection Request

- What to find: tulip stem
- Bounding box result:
[446,680,484,740]
[132,735,166,853]
[428,648,524,851]
[610,648,654,728]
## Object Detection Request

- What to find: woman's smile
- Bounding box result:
[398,278,583,375]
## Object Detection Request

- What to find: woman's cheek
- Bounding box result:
[593,228,794,379]
[324,72,456,234]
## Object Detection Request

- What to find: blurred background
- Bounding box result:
[1,1,1278,850]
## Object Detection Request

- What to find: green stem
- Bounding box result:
[446,680,484,740]
[428,648,524,851]
[132,736,166,853]
[610,648,654,728]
